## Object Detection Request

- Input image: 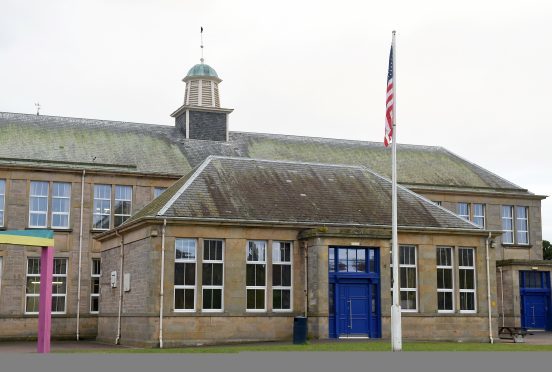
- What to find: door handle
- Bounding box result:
[348,299,352,329]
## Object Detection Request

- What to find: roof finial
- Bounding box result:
[200,26,204,63]
[34,102,41,116]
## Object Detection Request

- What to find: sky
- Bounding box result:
[1,0,551,239]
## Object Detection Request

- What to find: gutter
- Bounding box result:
[159,219,167,348]
[115,230,124,345]
[76,170,85,340]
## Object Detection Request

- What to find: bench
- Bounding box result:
[499,327,528,343]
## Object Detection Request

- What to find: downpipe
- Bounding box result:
[115,230,124,345]
[159,219,167,348]
[486,232,494,344]
[76,169,85,340]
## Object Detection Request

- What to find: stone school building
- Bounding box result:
[0,60,550,346]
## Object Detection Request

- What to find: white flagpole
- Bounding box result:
[390,30,403,352]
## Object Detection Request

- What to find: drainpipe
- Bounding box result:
[115,230,124,345]
[76,170,85,341]
[303,241,308,318]
[486,232,494,344]
[159,219,167,348]
[499,266,505,328]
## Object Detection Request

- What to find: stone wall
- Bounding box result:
[0,168,177,340]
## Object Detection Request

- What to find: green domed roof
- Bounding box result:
[186,63,219,78]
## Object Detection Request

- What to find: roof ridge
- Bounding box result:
[0,111,172,129]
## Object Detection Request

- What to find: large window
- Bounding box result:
[29,181,49,227]
[52,182,71,228]
[25,257,68,314]
[202,239,223,312]
[174,239,196,311]
[473,204,485,228]
[0,179,5,227]
[246,240,266,311]
[459,248,476,312]
[90,258,101,313]
[391,245,418,312]
[272,241,292,311]
[502,206,514,244]
[502,205,530,245]
[29,181,71,229]
[457,203,470,221]
[516,206,529,245]
[93,185,133,230]
[114,185,132,227]
[93,185,111,230]
[436,247,454,312]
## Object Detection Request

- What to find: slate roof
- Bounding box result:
[0,112,527,192]
[128,156,482,230]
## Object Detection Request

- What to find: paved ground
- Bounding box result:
[0,340,132,353]
[1,332,551,352]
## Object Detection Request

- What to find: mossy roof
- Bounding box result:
[128,156,481,230]
[0,112,527,192]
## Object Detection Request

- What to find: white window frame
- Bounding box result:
[25,257,41,314]
[51,182,71,229]
[472,203,485,228]
[272,241,293,312]
[436,247,454,313]
[114,185,132,227]
[399,245,418,312]
[174,238,197,312]
[90,258,101,314]
[458,247,477,313]
[457,202,470,221]
[201,239,224,313]
[501,205,514,244]
[29,181,49,228]
[246,240,267,312]
[52,258,68,314]
[25,257,68,315]
[516,206,529,245]
[0,179,5,227]
[93,184,112,230]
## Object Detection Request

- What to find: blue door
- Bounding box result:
[337,284,370,337]
[520,271,551,330]
[329,247,381,339]
[522,294,547,329]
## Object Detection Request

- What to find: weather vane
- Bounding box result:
[35,102,41,116]
[200,26,204,63]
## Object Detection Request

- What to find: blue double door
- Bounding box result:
[329,247,380,339]
[520,271,551,330]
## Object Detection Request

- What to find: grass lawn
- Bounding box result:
[58,340,552,353]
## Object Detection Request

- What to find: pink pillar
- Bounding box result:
[37,246,54,354]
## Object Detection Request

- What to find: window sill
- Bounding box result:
[24,227,73,233]
[90,229,110,234]
[502,244,532,249]
[0,226,6,231]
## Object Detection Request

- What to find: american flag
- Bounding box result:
[384,45,394,147]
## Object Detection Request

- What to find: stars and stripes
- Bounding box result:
[384,45,394,147]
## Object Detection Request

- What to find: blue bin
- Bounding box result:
[293,316,308,344]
